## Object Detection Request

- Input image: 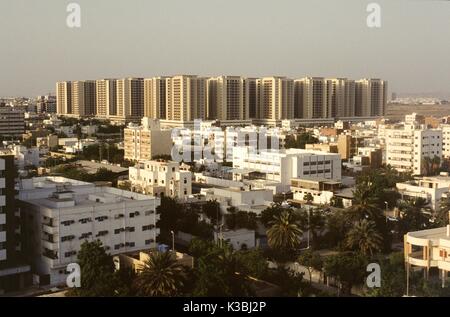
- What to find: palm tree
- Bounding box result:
[398,198,432,233]
[267,211,303,251]
[345,219,383,256]
[134,251,187,297]
[350,183,381,221]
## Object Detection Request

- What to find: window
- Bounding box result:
[145,239,155,245]
[127,227,135,232]
[142,225,155,231]
[65,251,77,258]
[114,228,122,234]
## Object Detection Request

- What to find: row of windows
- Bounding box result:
[60,211,154,226]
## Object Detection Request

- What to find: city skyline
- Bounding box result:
[1,0,450,97]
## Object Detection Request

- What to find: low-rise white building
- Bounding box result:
[232,147,341,186]
[18,177,160,286]
[214,228,256,250]
[129,160,192,199]
[200,186,273,214]
[404,214,450,284]
[12,145,40,169]
[396,174,450,210]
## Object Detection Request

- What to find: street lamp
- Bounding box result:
[384,201,389,223]
[170,230,175,252]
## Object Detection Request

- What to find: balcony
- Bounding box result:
[0,231,5,243]
[0,213,5,225]
[0,178,5,189]
[42,224,57,235]
[0,249,6,261]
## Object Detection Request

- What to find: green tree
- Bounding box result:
[303,192,314,204]
[345,219,383,256]
[69,240,115,297]
[367,252,406,297]
[134,251,187,297]
[192,244,254,297]
[323,252,367,296]
[297,250,323,284]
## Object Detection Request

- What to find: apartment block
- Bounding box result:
[258,77,294,121]
[114,78,144,123]
[207,76,249,121]
[96,79,117,118]
[329,78,355,117]
[18,177,160,286]
[0,106,25,136]
[386,124,442,175]
[166,75,207,123]
[144,77,168,120]
[129,160,192,199]
[124,118,172,161]
[70,80,97,117]
[56,81,72,115]
[295,77,331,119]
[355,79,387,117]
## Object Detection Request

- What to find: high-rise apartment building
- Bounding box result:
[329,78,355,117]
[71,80,97,117]
[144,77,168,120]
[166,75,207,122]
[56,81,72,115]
[115,78,144,123]
[96,79,117,119]
[295,77,331,119]
[258,77,294,121]
[207,76,249,121]
[355,79,387,117]
[247,78,259,119]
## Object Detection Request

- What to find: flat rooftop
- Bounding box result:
[407,227,450,245]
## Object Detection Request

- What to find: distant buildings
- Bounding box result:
[56,75,388,125]
[18,177,160,286]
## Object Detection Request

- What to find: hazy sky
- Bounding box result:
[1,0,450,97]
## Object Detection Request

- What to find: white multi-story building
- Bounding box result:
[129,160,192,199]
[124,118,172,162]
[232,147,341,186]
[18,177,160,286]
[385,124,442,175]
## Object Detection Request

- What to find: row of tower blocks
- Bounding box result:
[56,76,387,123]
